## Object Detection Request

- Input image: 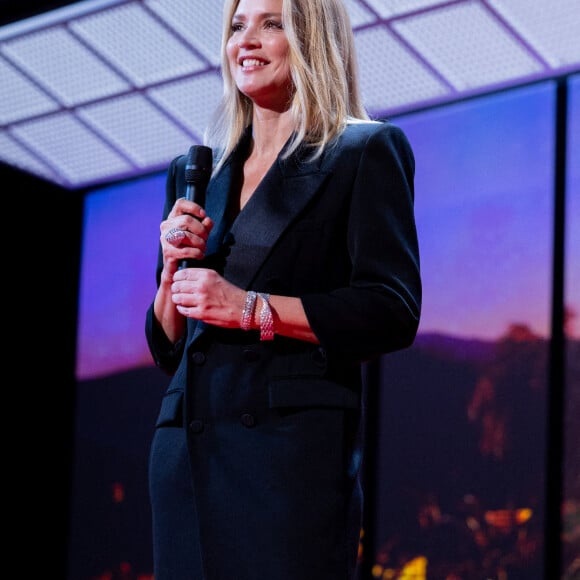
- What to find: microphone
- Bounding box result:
[179,145,213,270]
[184,144,213,206]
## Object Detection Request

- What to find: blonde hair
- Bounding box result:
[206,0,369,171]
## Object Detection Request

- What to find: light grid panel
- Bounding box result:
[1,25,129,106]
[0,131,61,183]
[344,0,376,28]
[364,0,448,18]
[355,26,449,114]
[70,2,206,87]
[0,57,59,124]
[145,0,225,66]
[489,0,580,68]
[79,93,196,167]
[11,112,132,185]
[148,72,223,141]
[394,2,544,91]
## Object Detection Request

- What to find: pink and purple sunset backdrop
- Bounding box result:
[76,78,580,381]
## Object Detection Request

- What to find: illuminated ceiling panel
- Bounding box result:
[0,0,579,190]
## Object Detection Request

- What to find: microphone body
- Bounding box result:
[184,144,213,205]
[179,145,213,270]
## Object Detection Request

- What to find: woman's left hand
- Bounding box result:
[171,267,246,328]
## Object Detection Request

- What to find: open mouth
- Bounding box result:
[240,58,267,68]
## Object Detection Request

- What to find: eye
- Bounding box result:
[264,19,283,30]
[230,22,244,33]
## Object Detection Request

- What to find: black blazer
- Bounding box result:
[145,120,421,580]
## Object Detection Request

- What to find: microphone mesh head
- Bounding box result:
[185,145,213,184]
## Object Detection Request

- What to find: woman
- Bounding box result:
[145,0,421,578]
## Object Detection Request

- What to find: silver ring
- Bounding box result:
[165,227,185,242]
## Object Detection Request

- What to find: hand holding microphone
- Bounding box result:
[165,144,240,327]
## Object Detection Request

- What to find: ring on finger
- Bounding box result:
[165,227,186,242]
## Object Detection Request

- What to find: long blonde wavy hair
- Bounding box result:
[205,0,370,172]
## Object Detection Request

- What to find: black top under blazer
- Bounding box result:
[145,120,421,580]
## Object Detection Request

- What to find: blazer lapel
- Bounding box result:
[203,163,233,257]
[224,148,329,289]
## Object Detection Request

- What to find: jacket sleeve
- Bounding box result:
[144,155,187,375]
[301,123,421,361]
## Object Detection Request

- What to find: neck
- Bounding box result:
[250,107,295,158]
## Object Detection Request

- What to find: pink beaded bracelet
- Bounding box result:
[258,292,274,341]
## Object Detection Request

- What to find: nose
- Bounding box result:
[237,25,261,48]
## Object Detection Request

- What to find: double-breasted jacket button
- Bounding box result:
[311,347,327,366]
[240,413,256,428]
[189,419,204,433]
[191,351,206,365]
[242,348,260,362]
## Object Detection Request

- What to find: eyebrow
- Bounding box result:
[232,12,283,21]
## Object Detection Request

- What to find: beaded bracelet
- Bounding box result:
[258,292,275,341]
[240,290,257,331]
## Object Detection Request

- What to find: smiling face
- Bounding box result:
[226,0,293,111]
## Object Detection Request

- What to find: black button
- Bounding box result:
[311,347,327,366]
[240,413,256,428]
[191,352,206,365]
[189,419,204,433]
[242,348,260,362]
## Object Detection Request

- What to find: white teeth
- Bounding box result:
[242,59,264,67]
